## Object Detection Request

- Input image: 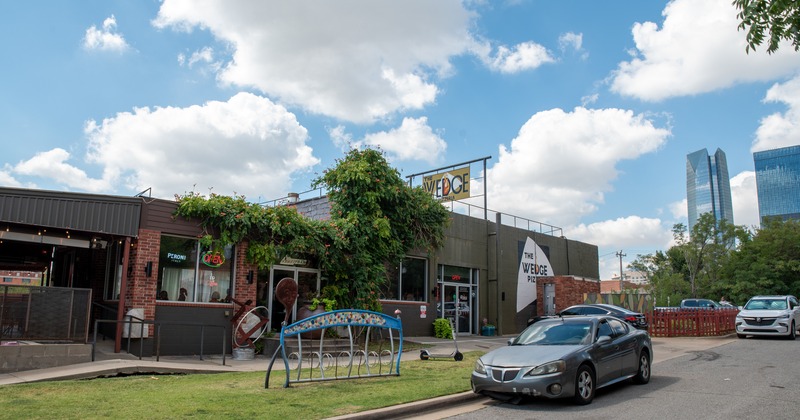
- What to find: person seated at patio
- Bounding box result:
[209,291,221,302]
[157,290,169,300]
[178,288,188,301]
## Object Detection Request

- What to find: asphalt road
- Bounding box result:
[438,337,800,420]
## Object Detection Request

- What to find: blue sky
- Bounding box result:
[2,1,799,279]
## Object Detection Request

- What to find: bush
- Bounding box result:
[433,318,453,339]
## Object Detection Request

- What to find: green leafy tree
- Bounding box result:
[722,218,800,304]
[312,148,450,310]
[673,213,747,298]
[175,147,450,311]
[734,0,800,53]
[630,251,689,307]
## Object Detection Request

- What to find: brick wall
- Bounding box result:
[536,275,601,316]
[234,241,258,304]
[128,229,160,333]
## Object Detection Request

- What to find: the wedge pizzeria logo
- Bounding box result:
[422,167,470,201]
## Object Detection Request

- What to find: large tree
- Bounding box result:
[722,218,800,304]
[175,148,450,310]
[734,0,800,53]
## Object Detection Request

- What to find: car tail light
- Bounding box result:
[625,316,638,322]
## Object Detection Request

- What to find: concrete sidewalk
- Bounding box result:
[0,334,735,386]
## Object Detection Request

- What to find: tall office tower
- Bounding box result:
[754,144,800,222]
[686,148,734,232]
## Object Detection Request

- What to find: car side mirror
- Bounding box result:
[595,335,611,345]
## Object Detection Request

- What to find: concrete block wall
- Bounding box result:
[0,343,91,373]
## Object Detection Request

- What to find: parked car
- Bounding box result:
[530,303,649,330]
[680,298,721,309]
[735,295,800,339]
[471,315,652,405]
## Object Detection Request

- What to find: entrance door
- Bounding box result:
[268,267,320,331]
[441,283,473,335]
[544,283,556,316]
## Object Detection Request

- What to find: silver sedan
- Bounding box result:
[470,315,652,405]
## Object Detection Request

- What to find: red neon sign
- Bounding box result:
[202,251,225,268]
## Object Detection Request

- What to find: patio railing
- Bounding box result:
[647,308,739,337]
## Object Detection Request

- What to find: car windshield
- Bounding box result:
[513,321,592,346]
[745,299,787,310]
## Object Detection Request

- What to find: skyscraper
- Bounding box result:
[754,144,800,222]
[686,148,734,231]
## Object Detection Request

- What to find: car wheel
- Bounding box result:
[633,350,650,384]
[788,322,796,340]
[572,365,595,405]
[737,333,747,339]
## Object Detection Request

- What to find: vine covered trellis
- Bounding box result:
[175,148,450,310]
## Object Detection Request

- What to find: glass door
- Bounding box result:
[440,283,473,335]
[268,266,320,331]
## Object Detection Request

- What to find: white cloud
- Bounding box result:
[178,47,216,68]
[730,170,759,229]
[153,0,478,123]
[13,149,110,192]
[566,216,673,250]
[330,117,447,164]
[13,93,317,199]
[361,117,447,164]
[610,0,800,101]
[83,15,130,52]
[669,198,688,219]
[486,107,671,226]
[483,41,555,73]
[0,166,22,187]
[559,32,582,52]
[752,75,800,153]
[580,93,599,107]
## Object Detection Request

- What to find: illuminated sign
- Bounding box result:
[422,167,470,201]
[202,251,226,268]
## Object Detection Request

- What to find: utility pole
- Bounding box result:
[616,250,626,292]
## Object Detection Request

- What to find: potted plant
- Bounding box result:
[481,318,496,336]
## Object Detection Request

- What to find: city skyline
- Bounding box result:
[2,1,800,278]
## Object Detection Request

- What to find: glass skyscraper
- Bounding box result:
[686,148,734,231]
[754,144,800,222]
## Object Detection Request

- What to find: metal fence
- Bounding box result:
[1,285,91,343]
[647,308,739,337]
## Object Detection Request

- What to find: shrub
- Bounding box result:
[433,318,453,339]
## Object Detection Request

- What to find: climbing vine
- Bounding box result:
[174,148,450,310]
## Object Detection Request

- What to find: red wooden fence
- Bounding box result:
[647,308,739,337]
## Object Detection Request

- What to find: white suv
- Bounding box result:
[735,295,800,339]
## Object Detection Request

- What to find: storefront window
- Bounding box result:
[157,235,233,303]
[441,265,472,284]
[381,257,427,301]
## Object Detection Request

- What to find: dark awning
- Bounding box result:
[0,187,142,237]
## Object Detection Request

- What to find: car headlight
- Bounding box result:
[525,360,566,377]
[778,313,790,319]
[474,359,486,375]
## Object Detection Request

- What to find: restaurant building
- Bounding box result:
[0,185,598,356]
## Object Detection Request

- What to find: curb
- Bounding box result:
[327,391,485,420]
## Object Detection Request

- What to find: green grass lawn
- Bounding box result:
[0,352,481,419]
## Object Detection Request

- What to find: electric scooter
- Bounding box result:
[419,318,463,361]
